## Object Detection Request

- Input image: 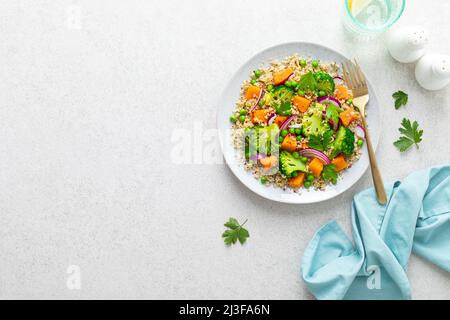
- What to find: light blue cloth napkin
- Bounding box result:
[301,165,450,300]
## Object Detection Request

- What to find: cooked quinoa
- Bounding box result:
[230,54,364,192]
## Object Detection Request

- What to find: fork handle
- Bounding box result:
[361,116,387,205]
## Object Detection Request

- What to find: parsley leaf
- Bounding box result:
[298,72,317,92]
[393,137,414,152]
[224,217,240,229]
[393,118,423,152]
[322,164,338,184]
[325,104,343,123]
[222,217,249,246]
[392,91,408,109]
[276,101,292,116]
[308,135,322,150]
[308,130,333,151]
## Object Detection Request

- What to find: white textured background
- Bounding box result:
[0,0,449,299]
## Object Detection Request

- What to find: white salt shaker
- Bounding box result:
[415,54,450,91]
[386,26,428,63]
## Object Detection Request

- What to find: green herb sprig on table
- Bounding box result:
[222,217,249,246]
[392,90,408,109]
[393,118,423,152]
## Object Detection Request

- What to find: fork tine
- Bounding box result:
[341,62,354,89]
[352,60,363,86]
[346,60,358,90]
[341,62,349,85]
[354,59,367,87]
[347,61,360,88]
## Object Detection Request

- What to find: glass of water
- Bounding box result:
[343,0,405,38]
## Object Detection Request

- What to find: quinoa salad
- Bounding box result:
[229,54,365,192]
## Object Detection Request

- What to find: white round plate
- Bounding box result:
[217,42,380,204]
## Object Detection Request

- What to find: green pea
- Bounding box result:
[307,174,314,182]
[267,84,274,92]
[239,115,246,122]
[318,90,326,97]
[284,110,292,116]
[289,128,295,134]
[295,128,302,135]
[347,98,353,105]
[254,69,262,78]
[290,81,298,87]
[292,171,298,177]
[239,109,247,116]
[250,79,257,85]
[301,156,308,162]
[296,135,302,141]
[285,81,292,87]
[304,181,312,188]
[298,90,305,96]
[312,60,319,68]
[258,100,264,106]
[357,139,364,146]
[300,59,307,67]
[279,136,284,143]
[281,129,288,137]
[292,152,299,159]
[260,176,268,184]
[230,115,237,123]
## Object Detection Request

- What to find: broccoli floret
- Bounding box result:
[301,104,330,137]
[269,85,294,111]
[330,126,355,158]
[279,151,307,176]
[315,72,335,96]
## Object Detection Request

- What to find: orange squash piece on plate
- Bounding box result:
[245,85,261,100]
[292,96,311,113]
[331,155,348,172]
[260,155,278,169]
[273,115,287,128]
[339,108,359,127]
[251,109,270,124]
[335,85,352,101]
[273,68,293,85]
[309,157,324,177]
[288,172,306,188]
[281,134,298,152]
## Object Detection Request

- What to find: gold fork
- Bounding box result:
[341,59,387,205]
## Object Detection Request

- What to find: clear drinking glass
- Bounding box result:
[343,0,405,38]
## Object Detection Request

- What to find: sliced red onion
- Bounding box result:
[333,76,344,85]
[250,153,267,162]
[267,113,276,125]
[279,115,297,131]
[317,96,341,108]
[249,86,265,113]
[354,124,366,139]
[299,148,331,165]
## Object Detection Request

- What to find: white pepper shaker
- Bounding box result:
[415,54,450,91]
[386,26,428,63]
